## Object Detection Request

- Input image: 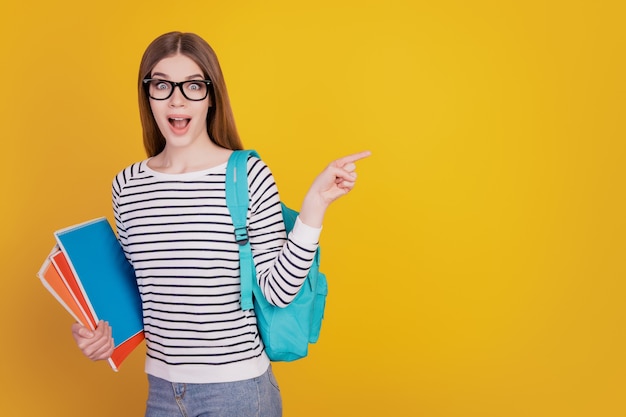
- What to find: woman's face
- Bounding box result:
[147,53,212,150]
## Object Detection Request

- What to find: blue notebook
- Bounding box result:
[54,217,144,370]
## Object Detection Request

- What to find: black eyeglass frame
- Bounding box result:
[142,78,212,101]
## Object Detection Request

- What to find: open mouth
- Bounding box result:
[168,117,191,129]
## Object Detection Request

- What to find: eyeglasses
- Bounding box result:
[143,78,212,101]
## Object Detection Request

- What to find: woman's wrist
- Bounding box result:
[298,194,329,228]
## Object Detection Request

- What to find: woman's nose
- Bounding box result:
[169,85,186,106]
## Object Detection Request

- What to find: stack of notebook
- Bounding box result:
[37,217,144,371]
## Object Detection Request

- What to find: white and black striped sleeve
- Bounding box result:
[246,157,320,307]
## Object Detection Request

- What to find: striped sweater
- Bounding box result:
[112,156,320,383]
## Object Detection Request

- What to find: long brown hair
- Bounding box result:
[138,32,243,157]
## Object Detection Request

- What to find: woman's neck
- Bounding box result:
[148,139,232,174]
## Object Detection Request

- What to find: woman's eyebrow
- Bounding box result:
[151,72,205,80]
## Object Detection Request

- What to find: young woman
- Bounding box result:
[71,31,369,417]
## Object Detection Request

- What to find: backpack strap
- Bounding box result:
[225,150,260,310]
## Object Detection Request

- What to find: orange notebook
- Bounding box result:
[38,247,93,328]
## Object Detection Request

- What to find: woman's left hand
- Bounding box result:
[299,150,371,227]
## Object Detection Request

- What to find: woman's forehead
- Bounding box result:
[151,54,203,79]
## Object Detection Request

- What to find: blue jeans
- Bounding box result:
[145,366,282,417]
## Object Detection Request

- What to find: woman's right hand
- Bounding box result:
[71,320,115,361]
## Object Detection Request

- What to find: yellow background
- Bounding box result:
[1,0,625,416]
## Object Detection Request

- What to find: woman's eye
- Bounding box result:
[188,82,202,91]
[155,81,169,90]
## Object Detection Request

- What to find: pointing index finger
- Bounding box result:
[336,150,372,167]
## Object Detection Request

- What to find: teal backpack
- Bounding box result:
[225,150,328,362]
